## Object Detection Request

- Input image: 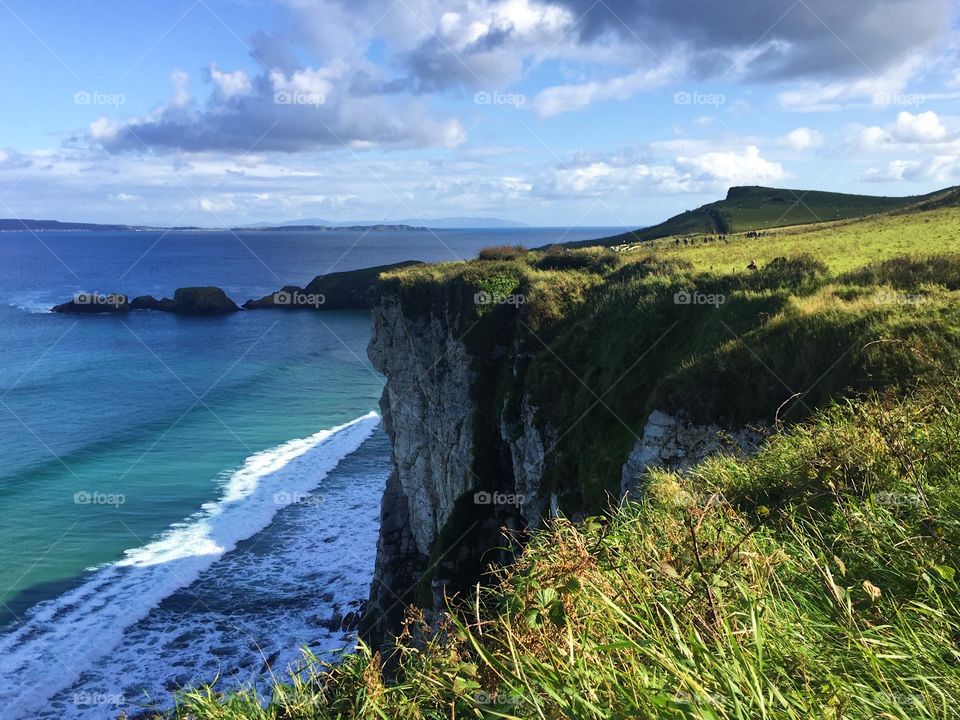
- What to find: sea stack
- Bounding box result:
[130,287,240,315]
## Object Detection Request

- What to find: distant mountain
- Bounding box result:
[580,185,960,247]
[243,216,529,229]
[0,216,528,233]
[0,219,130,232]
[234,224,429,232]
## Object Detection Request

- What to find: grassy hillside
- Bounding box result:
[579,185,960,248]
[634,204,960,273]
[171,388,960,719]
[157,199,960,720]
[376,206,960,511]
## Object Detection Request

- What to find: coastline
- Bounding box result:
[0,415,386,719]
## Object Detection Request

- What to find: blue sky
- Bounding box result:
[0,0,958,226]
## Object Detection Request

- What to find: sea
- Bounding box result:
[0,226,619,719]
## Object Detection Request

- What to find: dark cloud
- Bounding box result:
[552,0,952,79]
[248,30,302,73]
[94,71,464,154]
[403,26,518,93]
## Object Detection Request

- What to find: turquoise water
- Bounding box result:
[0,226,618,717]
[0,306,380,618]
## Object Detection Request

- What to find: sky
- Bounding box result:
[0,0,959,227]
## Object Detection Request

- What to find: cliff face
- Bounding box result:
[366,294,477,556]
[361,284,765,648]
[362,293,482,643]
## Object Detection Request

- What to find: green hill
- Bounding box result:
[584,185,960,247]
[165,195,960,720]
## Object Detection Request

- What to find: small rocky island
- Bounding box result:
[130,287,240,314]
[244,260,422,310]
[52,287,240,315]
[51,261,423,316]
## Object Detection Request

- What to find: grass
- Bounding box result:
[153,198,960,719]
[631,204,960,273]
[167,387,960,719]
[588,184,960,248]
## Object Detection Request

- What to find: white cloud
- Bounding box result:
[169,69,192,108]
[858,110,952,150]
[209,64,253,100]
[534,63,677,117]
[782,127,824,151]
[270,64,344,103]
[549,144,785,197]
[676,145,784,186]
[863,155,960,183]
[893,110,946,142]
[197,196,239,214]
[777,59,922,111]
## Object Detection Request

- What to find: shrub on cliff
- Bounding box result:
[478,245,528,261]
[840,253,960,290]
[535,245,620,272]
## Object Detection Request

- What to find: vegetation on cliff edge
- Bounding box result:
[168,387,960,719]
[155,196,960,720]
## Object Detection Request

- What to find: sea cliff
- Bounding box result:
[358,243,960,649]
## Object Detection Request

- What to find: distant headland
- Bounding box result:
[0,216,528,233]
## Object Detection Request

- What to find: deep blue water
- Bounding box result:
[0,226,618,718]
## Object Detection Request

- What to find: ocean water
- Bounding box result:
[0,226,618,719]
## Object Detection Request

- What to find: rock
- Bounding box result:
[501,397,554,528]
[243,261,422,311]
[342,611,361,631]
[260,651,280,673]
[130,287,240,315]
[367,294,476,556]
[620,410,769,497]
[51,292,131,314]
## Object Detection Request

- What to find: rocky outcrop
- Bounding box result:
[51,292,130,314]
[361,288,770,650]
[500,398,552,528]
[244,261,422,311]
[131,287,240,314]
[620,410,768,496]
[360,470,427,645]
[367,294,476,556]
[53,287,240,315]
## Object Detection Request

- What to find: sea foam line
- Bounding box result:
[0,411,380,716]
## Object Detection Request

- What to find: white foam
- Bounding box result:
[0,412,380,717]
[7,298,54,314]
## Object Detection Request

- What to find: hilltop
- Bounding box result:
[574,184,960,247]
